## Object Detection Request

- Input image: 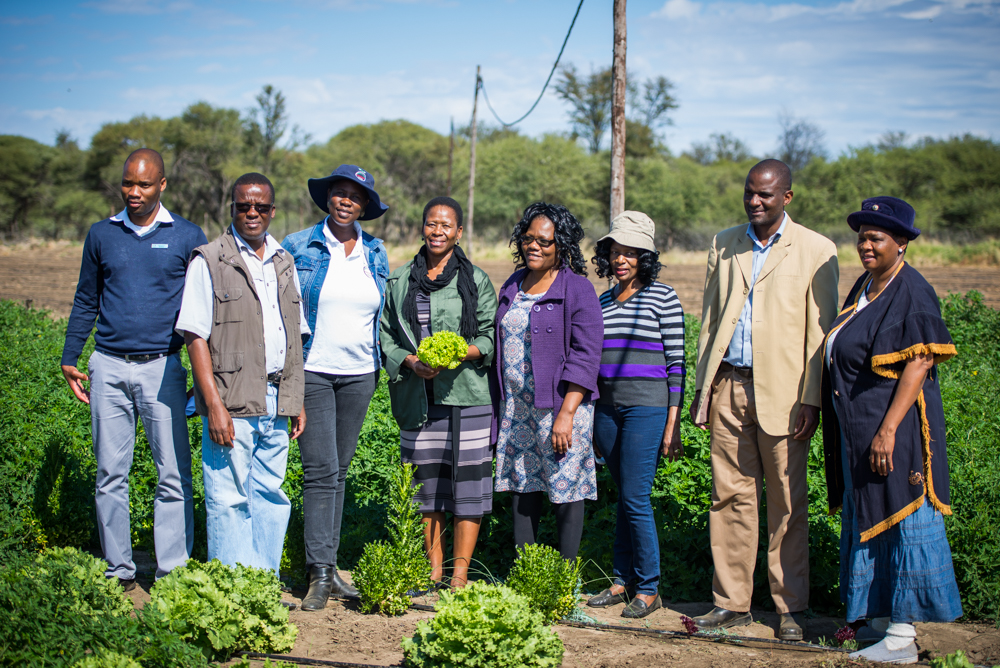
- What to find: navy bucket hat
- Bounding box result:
[847,196,920,240]
[308,164,388,221]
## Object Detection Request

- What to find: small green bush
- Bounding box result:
[73,652,142,668]
[929,649,976,668]
[146,559,297,661]
[0,547,207,668]
[505,543,581,623]
[353,463,430,615]
[401,581,564,668]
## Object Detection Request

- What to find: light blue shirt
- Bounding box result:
[723,212,789,367]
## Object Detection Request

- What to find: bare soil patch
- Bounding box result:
[118,562,999,668]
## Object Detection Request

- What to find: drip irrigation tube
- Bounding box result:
[557,619,848,653]
[238,652,396,667]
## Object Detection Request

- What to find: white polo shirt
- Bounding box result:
[111,202,174,236]
[176,227,309,375]
[304,220,381,375]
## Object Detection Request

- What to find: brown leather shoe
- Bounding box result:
[779,612,805,641]
[692,606,752,630]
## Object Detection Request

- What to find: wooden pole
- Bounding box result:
[466,65,480,259]
[609,0,627,223]
[447,117,455,197]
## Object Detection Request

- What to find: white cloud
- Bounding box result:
[901,4,946,17]
[653,0,701,19]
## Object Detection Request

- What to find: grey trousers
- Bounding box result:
[88,351,194,579]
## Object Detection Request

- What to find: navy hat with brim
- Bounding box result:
[847,196,920,240]
[308,164,388,221]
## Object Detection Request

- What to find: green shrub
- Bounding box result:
[353,463,430,615]
[505,543,581,623]
[0,547,207,668]
[73,652,142,668]
[401,581,564,668]
[938,292,1000,623]
[146,559,297,661]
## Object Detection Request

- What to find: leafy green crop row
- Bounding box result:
[1,292,997,621]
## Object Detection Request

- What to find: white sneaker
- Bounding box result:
[849,637,918,664]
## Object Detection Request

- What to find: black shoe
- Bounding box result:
[622,594,662,619]
[587,587,633,608]
[692,606,752,630]
[280,600,297,611]
[779,612,805,641]
[330,569,359,599]
[111,576,136,592]
[300,566,334,611]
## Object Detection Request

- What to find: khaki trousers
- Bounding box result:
[708,366,809,613]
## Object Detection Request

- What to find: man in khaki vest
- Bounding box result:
[690,160,838,640]
[176,172,308,574]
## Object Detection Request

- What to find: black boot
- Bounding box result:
[329,569,359,598]
[300,566,334,611]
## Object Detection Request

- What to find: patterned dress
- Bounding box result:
[494,290,597,503]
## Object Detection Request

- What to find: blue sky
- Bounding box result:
[1,0,997,157]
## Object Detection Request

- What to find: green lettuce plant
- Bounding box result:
[146,559,297,661]
[505,543,581,623]
[416,331,468,370]
[401,581,564,668]
[353,463,431,615]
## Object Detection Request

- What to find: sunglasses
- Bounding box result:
[518,235,556,249]
[233,202,274,214]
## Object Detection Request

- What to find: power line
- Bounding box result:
[479,0,585,128]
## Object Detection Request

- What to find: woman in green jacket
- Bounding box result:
[380,196,498,589]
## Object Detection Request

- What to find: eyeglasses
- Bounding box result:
[518,235,556,249]
[233,202,274,214]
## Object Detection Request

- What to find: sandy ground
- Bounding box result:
[1,244,997,319]
[118,564,1000,668]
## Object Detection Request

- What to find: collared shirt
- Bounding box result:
[175,226,309,374]
[303,220,380,374]
[723,212,789,368]
[111,202,173,237]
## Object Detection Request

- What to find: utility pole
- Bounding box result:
[609,0,627,223]
[466,65,480,258]
[447,117,455,197]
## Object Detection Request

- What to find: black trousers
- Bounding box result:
[511,491,585,561]
[299,370,378,568]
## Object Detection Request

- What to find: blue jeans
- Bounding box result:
[202,384,290,574]
[593,404,668,595]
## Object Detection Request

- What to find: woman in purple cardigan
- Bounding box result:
[493,202,603,561]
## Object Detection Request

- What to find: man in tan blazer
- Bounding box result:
[690,159,838,640]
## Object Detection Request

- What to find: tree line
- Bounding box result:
[1,82,997,248]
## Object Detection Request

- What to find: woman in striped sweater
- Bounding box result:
[586,211,686,619]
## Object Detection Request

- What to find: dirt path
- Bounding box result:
[2,246,997,320]
[119,567,1000,667]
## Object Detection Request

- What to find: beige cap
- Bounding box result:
[598,211,656,252]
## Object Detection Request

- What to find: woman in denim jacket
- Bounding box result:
[281,164,390,611]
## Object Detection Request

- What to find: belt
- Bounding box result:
[719,361,753,378]
[266,371,284,385]
[101,351,176,363]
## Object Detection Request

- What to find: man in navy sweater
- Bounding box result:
[61,148,207,588]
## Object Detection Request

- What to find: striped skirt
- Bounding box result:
[400,404,494,518]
